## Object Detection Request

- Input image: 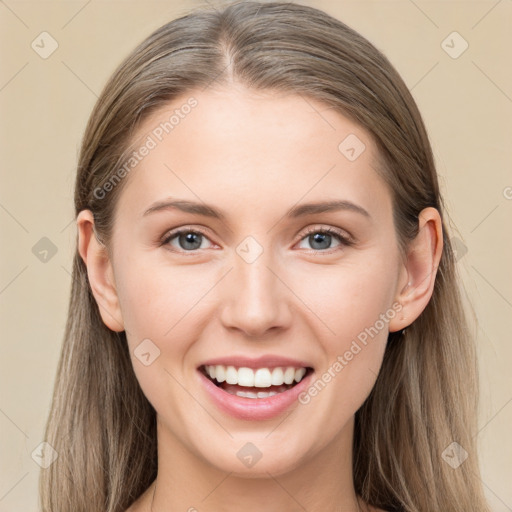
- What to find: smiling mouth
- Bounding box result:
[199,364,314,399]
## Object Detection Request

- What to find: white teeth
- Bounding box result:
[257,391,277,398]
[254,368,272,387]
[283,367,296,384]
[233,390,278,399]
[237,390,259,399]
[271,367,284,385]
[204,364,309,387]
[215,365,226,382]
[295,368,306,382]
[225,366,238,385]
[237,367,254,387]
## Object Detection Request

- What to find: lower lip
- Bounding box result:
[198,369,314,421]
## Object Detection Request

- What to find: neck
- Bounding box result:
[147,415,366,512]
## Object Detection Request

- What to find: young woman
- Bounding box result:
[40,2,491,511]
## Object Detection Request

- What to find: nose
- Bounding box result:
[219,250,293,338]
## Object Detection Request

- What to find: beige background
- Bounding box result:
[0,0,511,510]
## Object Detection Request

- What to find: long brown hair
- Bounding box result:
[40,2,491,511]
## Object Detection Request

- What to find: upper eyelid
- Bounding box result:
[301,225,353,241]
[162,226,215,244]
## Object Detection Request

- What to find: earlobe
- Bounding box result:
[388,207,443,332]
[77,210,125,332]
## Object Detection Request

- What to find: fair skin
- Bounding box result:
[78,84,442,512]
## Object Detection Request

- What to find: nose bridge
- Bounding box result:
[219,236,291,336]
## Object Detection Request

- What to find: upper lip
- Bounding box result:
[199,355,314,370]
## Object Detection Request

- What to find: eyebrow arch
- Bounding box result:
[287,200,370,218]
[143,199,227,220]
[142,198,370,220]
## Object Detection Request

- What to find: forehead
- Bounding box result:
[116,85,391,223]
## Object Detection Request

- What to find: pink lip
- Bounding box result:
[197,367,314,421]
[199,355,313,370]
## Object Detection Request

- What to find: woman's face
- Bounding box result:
[106,85,408,475]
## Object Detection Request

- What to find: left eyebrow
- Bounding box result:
[287,200,370,219]
[142,197,370,220]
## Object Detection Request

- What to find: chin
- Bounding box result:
[195,436,309,478]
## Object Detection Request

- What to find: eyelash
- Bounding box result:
[300,226,354,251]
[160,225,354,254]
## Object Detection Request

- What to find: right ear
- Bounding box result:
[77,210,125,332]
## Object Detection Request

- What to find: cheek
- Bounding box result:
[114,252,209,340]
[114,258,210,416]
[292,256,398,342]
[292,257,397,406]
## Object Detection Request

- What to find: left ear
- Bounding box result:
[388,207,444,332]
